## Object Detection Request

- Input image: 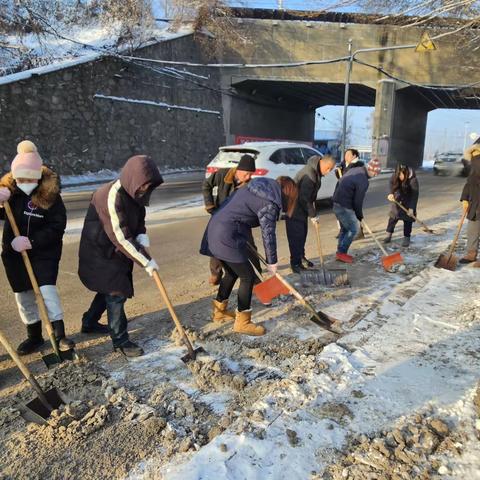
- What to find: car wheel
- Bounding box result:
[433,168,439,176]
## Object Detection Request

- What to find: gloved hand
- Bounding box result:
[136,233,150,248]
[310,216,321,224]
[407,208,415,218]
[11,236,32,252]
[387,194,395,202]
[0,187,11,204]
[463,200,469,212]
[267,263,278,275]
[145,259,159,277]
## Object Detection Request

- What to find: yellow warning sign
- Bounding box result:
[415,32,437,52]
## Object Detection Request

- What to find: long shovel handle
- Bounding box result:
[313,222,325,268]
[392,199,432,232]
[152,270,195,357]
[0,330,53,412]
[247,244,331,327]
[4,202,61,360]
[361,220,389,256]
[446,209,468,260]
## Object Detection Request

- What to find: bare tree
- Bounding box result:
[169,0,253,57]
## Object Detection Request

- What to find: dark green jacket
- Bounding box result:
[202,167,239,213]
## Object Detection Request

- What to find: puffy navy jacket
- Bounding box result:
[332,161,369,220]
[200,177,281,265]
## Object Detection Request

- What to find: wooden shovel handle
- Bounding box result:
[4,202,61,359]
[392,199,432,231]
[152,270,195,357]
[313,222,325,268]
[247,244,329,326]
[0,329,53,411]
[361,220,389,256]
[446,210,468,260]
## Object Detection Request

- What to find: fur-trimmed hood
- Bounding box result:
[464,144,480,162]
[0,166,60,210]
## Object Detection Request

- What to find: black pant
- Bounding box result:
[82,293,129,347]
[387,217,413,237]
[285,216,308,266]
[216,261,256,312]
[210,233,262,281]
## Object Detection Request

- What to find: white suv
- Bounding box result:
[205,142,337,201]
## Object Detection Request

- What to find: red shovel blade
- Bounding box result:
[382,252,404,271]
[253,276,290,304]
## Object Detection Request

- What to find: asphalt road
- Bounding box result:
[0,171,467,355]
[62,171,206,219]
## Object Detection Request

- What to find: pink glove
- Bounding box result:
[0,187,11,203]
[11,236,32,252]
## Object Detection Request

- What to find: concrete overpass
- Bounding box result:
[218,9,480,167]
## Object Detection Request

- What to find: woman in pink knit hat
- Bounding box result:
[0,140,74,355]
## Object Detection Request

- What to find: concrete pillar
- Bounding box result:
[372,80,430,169]
[372,80,396,169]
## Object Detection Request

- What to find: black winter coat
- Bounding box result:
[460,154,480,221]
[292,156,323,220]
[388,169,419,222]
[202,167,242,212]
[78,156,163,298]
[0,167,66,292]
[200,177,281,265]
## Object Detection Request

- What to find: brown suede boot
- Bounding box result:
[233,309,266,336]
[460,251,477,264]
[212,300,235,323]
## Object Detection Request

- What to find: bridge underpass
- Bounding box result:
[226,77,480,168]
[219,9,480,168]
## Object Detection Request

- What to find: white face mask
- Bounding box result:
[17,183,38,195]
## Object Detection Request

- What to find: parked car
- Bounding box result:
[433,152,469,176]
[205,142,338,201]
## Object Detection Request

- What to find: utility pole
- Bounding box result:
[340,39,353,163]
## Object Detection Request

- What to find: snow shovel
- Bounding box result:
[435,209,467,271]
[307,221,349,287]
[4,202,76,367]
[361,220,404,271]
[391,199,436,234]
[152,270,205,363]
[249,247,340,333]
[0,329,65,425]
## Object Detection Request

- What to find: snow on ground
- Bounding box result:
[118,210,480,479]
[1,208,479,479]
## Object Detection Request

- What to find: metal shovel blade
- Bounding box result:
[301,268,349,287]
[253,275,290,304]
[19,387,66,425]
[42,348,77,369]
[382,252,404,271]
[434,253,458,271]
[181,346,206,364]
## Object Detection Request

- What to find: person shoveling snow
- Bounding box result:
[78,155,164,357]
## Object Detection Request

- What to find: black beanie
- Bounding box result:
[237,154,256,172]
